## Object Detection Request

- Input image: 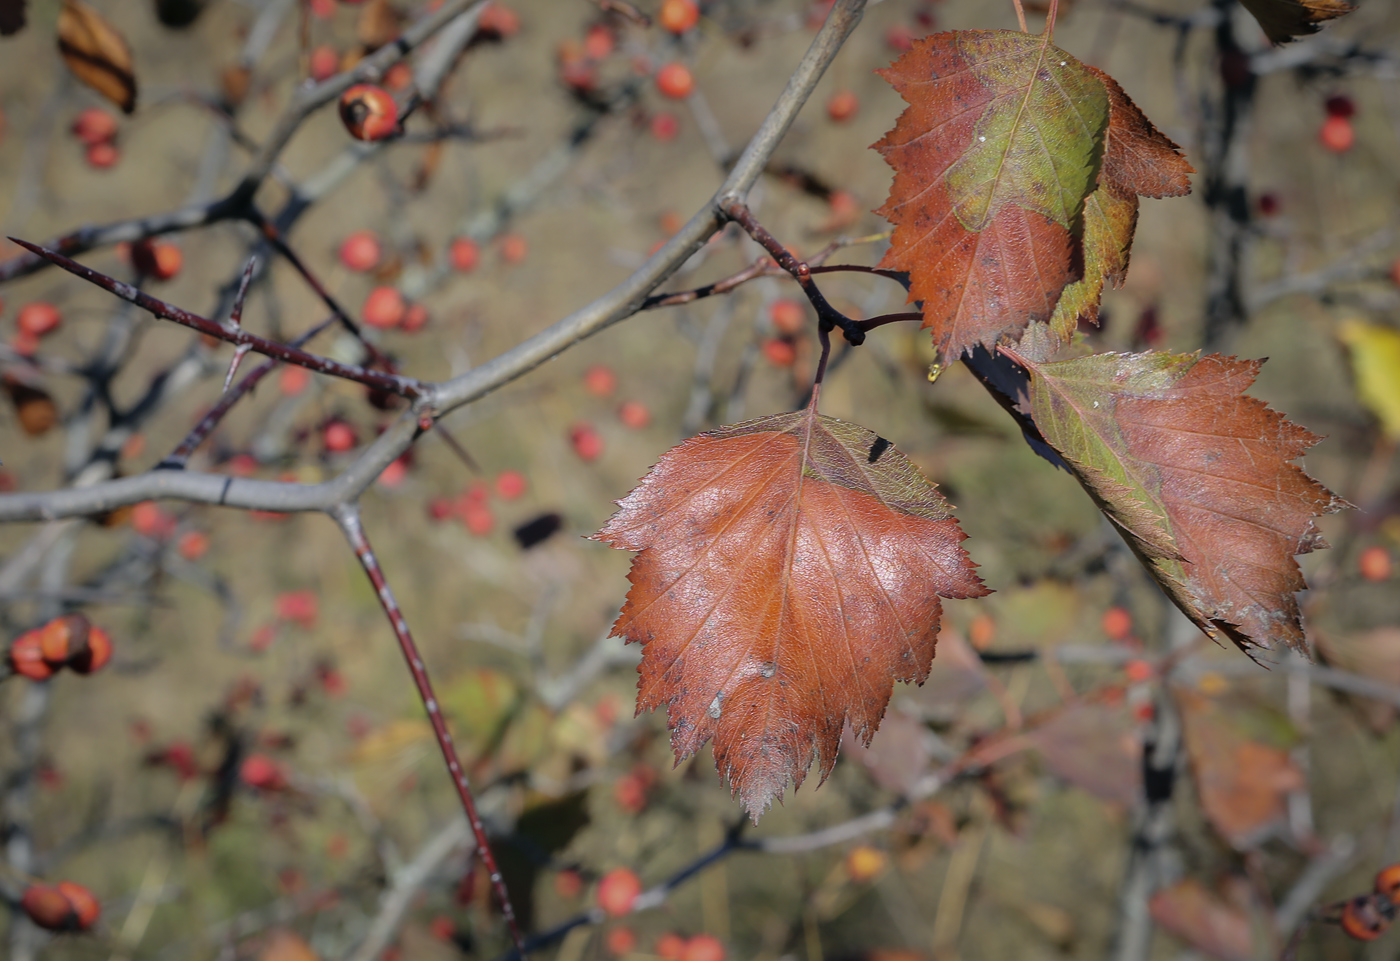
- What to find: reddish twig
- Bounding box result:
[334,506,525,957]
[8,239,424,400]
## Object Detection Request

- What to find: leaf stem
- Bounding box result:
[1046,0,1059,36]
[1012,0,1028,33]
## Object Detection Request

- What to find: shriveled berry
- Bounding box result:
[339,84,399,141]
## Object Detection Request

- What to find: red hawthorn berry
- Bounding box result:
[309,45,339,82]
[1319,114,1355,153]
[885,23,915,52]
[656,933,687,961]
[1124,659,1154,683]
[8,630,54,681]
[1325,93,1356,118]
[1359,545,1393,582]
[1339,895,1391,941]
[825,189,860,228]
[323,420,358,453]
[240,753,287,791]
[655,62,695,100]
[132,501,177,539]
[650,111,681,142]
[17,302,61,338]
[72,107,117,145]
[826,89,859,123]
[21,885,77,931]
[86,141,119,169]
[67,624,111,675]
[570,423,604,461]
[339,84,399,141]
[498,233,529,264]
[463,504,494,536]
[275,590,318,628]
[339,230,382,272]
[383,62,413,92]
[399,303,429,332]
[1375,864,1400,905]
[248,625,276,653]
[363,286,405,328]
[761,338,797,367]
[659,0,699,33]
[427,497,455,520]
[584,24,615,60]
[309,0,333,15]
[133,240,182,280]
[377,456,409,487]
[606,926,637,956]
[554,869,584,899]
[596,868,642,917]
[584,364,618,397]
[477,2,520,38]
[449,236,480,272]
[429,915,456,942]
[769,298,806,335]
[614,772,649,814]
[279,364,310,396]
[1101,605,1133,641]
[57,881,101,930]
[495,470,527,500]
[618,400,651,429]
[681,934,725,961]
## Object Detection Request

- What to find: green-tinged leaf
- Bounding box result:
[1337,320,1400,440]
[1013,349,1346,655]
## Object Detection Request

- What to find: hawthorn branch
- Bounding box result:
[333,506,524,955]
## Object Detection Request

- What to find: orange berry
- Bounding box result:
[659,0,699,33]
[8,630,54,681]
[554,869,584,899]
[761,338,797,367]
[769,298,806,335]
[339,84,399,141]
[656,933,687,961]
[844,845,888,883]
[339,230,382,272]
[596,868,642,917]
[655,62,694,100]
[967,613,995,650]
[132,501,176,539]
[681,934,725,961]
[478,2,520,38]
[72,107,117,145]
[584,364,618,397]
[56,881,100,930]
[132,241,182,281]
[499,233,529,264]
[177,529,210,561]
[495,470,527,500]
[449,236,480,272]
[1124,659,1154,683]
[650,111,680,142]
[1339,895,1391,941]
[363,286,405,328]
[659,210,684,236]
[323,420,358,453]
[280,364,310,395]
[1101,605,1133,641]
[86,141,119,168]
[618,400,651,429]
[606,925,637,956]
[1375,864,1400,904]
[17,302,61,337]
[584,23,615,60]
[1359,545,1393,582]
[826,89,859,123]
[21,885,77,931]
[570,423,604,461]
[1320,114,1354,153]
[309,45,339,81]
[383,62,413,91]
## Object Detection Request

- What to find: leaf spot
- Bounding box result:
[759,661,776,678]
[708,694,723,719]
[868,436,892,463]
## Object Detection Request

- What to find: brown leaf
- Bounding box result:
[1149,879,1254,961]
[873,31,1109,360]
[4,376,58,436]
[1029,702,1141,805]
[1238,0,1355,44]
[357,0,404,51]
[58,0,137,114]
[841,710,932,795]
[0,0,26,36]
[594,402,987,819]
[1013,350,1347,655]
[1178,689,1304,848]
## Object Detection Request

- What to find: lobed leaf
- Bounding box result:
[594,404,987,819]
[1237,0,1355,45]
[1012,349,1347,655]
[873,30,1108,360]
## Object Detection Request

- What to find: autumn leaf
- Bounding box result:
[1027,67,1193,358]
[594,403,987,819]
[1178,689,1304,848]
[1337,319,1400,441]
[873,30,1108,360]
[1008,349,1346,655]
[1149,879,1255,961]
[1237,0,1355,44]
[58,0,137,114]
[1028,702,1141,806]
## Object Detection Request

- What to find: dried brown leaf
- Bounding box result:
[58,0,137,114]
[594,401,987,819]
[1149,879,1255,961]
[1238,0,1355,44]
[1029,702,1141,805]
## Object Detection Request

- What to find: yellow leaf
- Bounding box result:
[1338,321,1400,440]
[348,718,431,765]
